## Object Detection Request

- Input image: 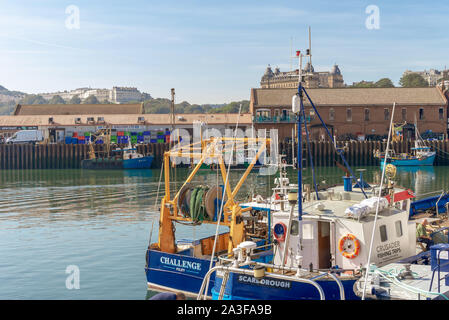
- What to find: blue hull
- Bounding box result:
[380,154,435,167]
[145,249,359,300]
[123,156,153,169]
[410,193,449,217]
[212,272,359,300]
[145,249,216,297]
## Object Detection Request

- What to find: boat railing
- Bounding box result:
[436,191,446,217]
[197,264,328,300]
[429,247,449,294]
[211,244,346,300]
[414,190,446,198]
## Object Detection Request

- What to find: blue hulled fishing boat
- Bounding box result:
[145,44,424,301]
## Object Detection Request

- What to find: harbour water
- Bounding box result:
[0,165,447,299]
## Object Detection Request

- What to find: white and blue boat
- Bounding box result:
[377,123,436,167]
[145,49,425,300]
[379,147,435,167]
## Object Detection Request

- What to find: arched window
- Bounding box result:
[329,108,335,121]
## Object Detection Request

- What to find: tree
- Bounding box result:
[48,95,66,104]
[18,94,48,105]
[350,81,375,88]
[399,73,428,87]
[68,95,81,104]
[82,94,100,104]
[375,78,395,88]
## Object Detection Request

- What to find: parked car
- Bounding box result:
[6,130,44,144]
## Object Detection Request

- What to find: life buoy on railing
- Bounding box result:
[273,222,287,242]
[338,234,360,259]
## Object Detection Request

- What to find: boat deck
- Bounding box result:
[364,263,449,300]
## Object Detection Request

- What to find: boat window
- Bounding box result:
[302,223,314,239]
[290,220,299,236]
[395,221,403,237]
[379,225,388,242]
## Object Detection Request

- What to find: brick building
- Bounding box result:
[250,87,449,141]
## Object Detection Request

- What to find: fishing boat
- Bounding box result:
[196,71,423,300]
[145,47,433,300]
[375,122,436,167]
[81,129,154,170]
[145,136,274,298]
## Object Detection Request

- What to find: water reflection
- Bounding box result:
[0,166,448,299]
[0,169,160,229]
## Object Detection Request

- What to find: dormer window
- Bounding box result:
[97,117,105,123]
[138,116,145,123]
[75,117,81,124]
[87,117,95,123]
[48,117,54,124]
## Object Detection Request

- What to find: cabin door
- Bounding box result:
[318,221,331,269]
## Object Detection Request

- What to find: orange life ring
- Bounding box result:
[338,234,360,259]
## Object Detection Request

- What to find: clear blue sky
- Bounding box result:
[0,0,448,104]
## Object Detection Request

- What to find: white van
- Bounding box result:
[6,130,44,144]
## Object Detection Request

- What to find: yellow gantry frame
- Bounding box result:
[158,137,270,253]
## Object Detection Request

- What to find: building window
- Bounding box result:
[329,108,335,121]
[346,108,352,122]
[364,108,370,121]
[402,108,407,122]
[439,108,444,120]
[419,108,424,120]
[380,225,388,242]
[395,221,403,237]
[281,109,291,121]
[384,108,390,121]
[256,109,271,122]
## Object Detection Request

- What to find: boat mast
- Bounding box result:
[292,40,308,267]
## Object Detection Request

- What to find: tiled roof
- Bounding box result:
[0,113,252,126]
[13,103,143,115]
[252,87,447,106]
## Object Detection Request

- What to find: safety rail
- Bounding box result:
[429,247,449,294]
[197,265,327,300]
[213,251,347,300]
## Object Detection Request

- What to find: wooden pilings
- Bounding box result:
[1,140,449,169]
[0,143,170,169]
[279,140,449,167]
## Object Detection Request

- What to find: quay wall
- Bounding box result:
[0,143,168,170]
[279,140,449,167]
[0,140,449,169]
